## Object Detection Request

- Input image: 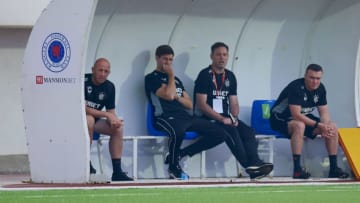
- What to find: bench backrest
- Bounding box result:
[251,99,285,138]
[146,103,198,139]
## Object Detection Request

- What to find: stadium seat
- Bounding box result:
[251,99,285,138]
[146,102,198,139]
[247,99,285,176]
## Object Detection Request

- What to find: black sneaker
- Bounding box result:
[293,169,311,179]
[90,162,96,174]
[164,153,181,165]
[111,172,134,181]
[246,163,273,179]
[168,165,189,179]
[328,167,349,179]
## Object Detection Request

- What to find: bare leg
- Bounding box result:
[324,122,338,155]
[86,115,96,145]
[288,120,305,155]
[94,119,123,159]
[94,118,132,181]
[287,120,310,179]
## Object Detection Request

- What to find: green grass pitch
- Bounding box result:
[1,184,359,203]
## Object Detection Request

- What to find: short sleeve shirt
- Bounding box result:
[84,73,116,111]
[145,70,190,118]
[271,78,327,120]
[194,66,237,118]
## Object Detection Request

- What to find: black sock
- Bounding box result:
[112,158,122,174]
[170,153,180,165]
[329,155,338,171]
[293,154,302,172]
[179,150,186,159]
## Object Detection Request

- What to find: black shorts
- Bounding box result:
[270,113,320,139]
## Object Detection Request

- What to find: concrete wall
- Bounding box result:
[0,0,50,156]
[0,29,30,155]
[0,0,50,27]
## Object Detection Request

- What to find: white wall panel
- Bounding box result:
[0,0,50,27]
[0,29,29,155]
[21,0,97,183]
[306,0,360,127]
[356,40,360,127]
[87,0,192,136]
[233,0,328,112]
[170,0,261,102]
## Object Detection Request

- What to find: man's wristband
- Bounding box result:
[229,113,237,124]
[314,121,319,128]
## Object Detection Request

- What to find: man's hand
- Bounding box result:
[318,123,336,138]
[232,120,239,127]
[229,113,239,127]
[222,117,233,126]
[162,64,174,77]
[107,113,123,129]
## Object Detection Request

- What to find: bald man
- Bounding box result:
[85,58,133,181]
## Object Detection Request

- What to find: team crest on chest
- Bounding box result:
[98,92,105,101]
[314,94,319,103]
[225,79,230,87]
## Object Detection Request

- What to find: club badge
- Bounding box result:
[42,33,71,73]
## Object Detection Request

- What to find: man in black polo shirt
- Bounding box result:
[270,64,349,179]
[145,45,225,179]
[85,58,133,181]
[194,42,273,180]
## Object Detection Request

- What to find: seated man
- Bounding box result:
[145,45,226,179]
[194,42,273,179]
[270,63,349,179]
[85,58,133,181]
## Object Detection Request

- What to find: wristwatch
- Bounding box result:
[314,121,319,128]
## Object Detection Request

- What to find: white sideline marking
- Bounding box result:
[2,182,360,192]
[22,193,162,199]
[1,177,360,191]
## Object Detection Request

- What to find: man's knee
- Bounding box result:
[86,115,95,133]
[86,114,95,126]
[330,122,338,131]
[288,120,306,135]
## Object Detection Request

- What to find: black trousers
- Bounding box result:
[216,120,262,168]
[155,115,225,166]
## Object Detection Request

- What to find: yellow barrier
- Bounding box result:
[338,128,360,180]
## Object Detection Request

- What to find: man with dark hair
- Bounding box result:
[194,42,273,180]
[145,45,226,179]
[270,64,349,179]
[85,58,133,181]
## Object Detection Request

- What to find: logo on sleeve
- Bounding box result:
[87,86,92,94]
